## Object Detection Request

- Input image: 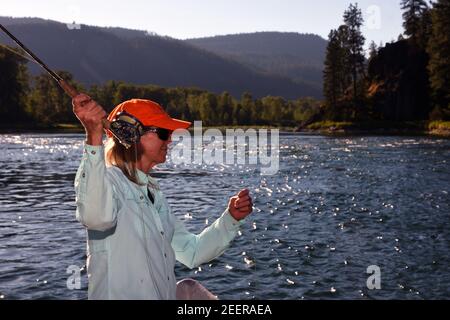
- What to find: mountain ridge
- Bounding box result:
[0,16,324,99]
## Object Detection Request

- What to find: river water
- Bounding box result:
[0,133,449,300]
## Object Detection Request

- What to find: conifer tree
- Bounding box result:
[343,3,366,112]
[427,0,450,117]
[401,0,429,43]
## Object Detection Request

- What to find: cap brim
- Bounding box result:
[156,118,192,131]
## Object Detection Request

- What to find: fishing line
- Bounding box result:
[248,177,259,298]
[0,24,64,84]
[251,196,258,300]
[0,43,35,63]
[0,23,136,149]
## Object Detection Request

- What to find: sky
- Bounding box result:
[1,0,405,46]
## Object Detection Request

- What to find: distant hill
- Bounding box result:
[185,32,327,90]
[0,17,322,99]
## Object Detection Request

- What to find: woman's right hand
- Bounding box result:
[72,94,107,145]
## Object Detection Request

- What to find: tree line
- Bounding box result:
[2,0,449,129]
[0,46,320,128]
[323,0,450,122]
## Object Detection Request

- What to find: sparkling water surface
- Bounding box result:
[0,133,449,300]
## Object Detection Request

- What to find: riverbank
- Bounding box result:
[0,124,296,135]
[298,121,450,138]
[1,121,449,138]
[0,123,85,134]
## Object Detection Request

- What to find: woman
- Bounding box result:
[72,94,253,300]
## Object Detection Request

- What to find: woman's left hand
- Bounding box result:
[228,189,253,221]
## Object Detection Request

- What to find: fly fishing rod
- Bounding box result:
[0,24,80,98]
[0,23,142,149]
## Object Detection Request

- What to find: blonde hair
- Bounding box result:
[105,137,145,185]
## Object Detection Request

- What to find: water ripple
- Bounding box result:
[1,134,449,299]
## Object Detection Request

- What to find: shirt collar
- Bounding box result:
[136,168,149,185]
[136,168,159,187]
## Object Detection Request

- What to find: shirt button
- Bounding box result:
[91,150,96,155]
[160,231,164,236]
[82,173,85,178]
[140,195,144,200]
[167,277,170,281]
[164,253,167,258]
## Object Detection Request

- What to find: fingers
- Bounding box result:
[235,204,252,214]
[235,204,252,213]
[228,190,254,220]
[234,199,252,209]
[83,100,105,116]
[72,93,91,106]
[73,93,91,103]
[72,94,105,117]
[235,189,251,203]
[237,189,249,198]
[234,189,253,211]
[73,96,104,117]
[72,94,106,138]
[72,94,91,116]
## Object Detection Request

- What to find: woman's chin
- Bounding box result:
[160,153,168,163]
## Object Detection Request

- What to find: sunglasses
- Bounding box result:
[143,127,173,141]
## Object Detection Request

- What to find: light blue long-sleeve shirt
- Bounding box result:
[74,144,243,300]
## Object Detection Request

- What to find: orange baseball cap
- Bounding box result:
[107,99,191,135]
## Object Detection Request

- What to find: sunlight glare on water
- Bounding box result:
[0,133,449,300]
